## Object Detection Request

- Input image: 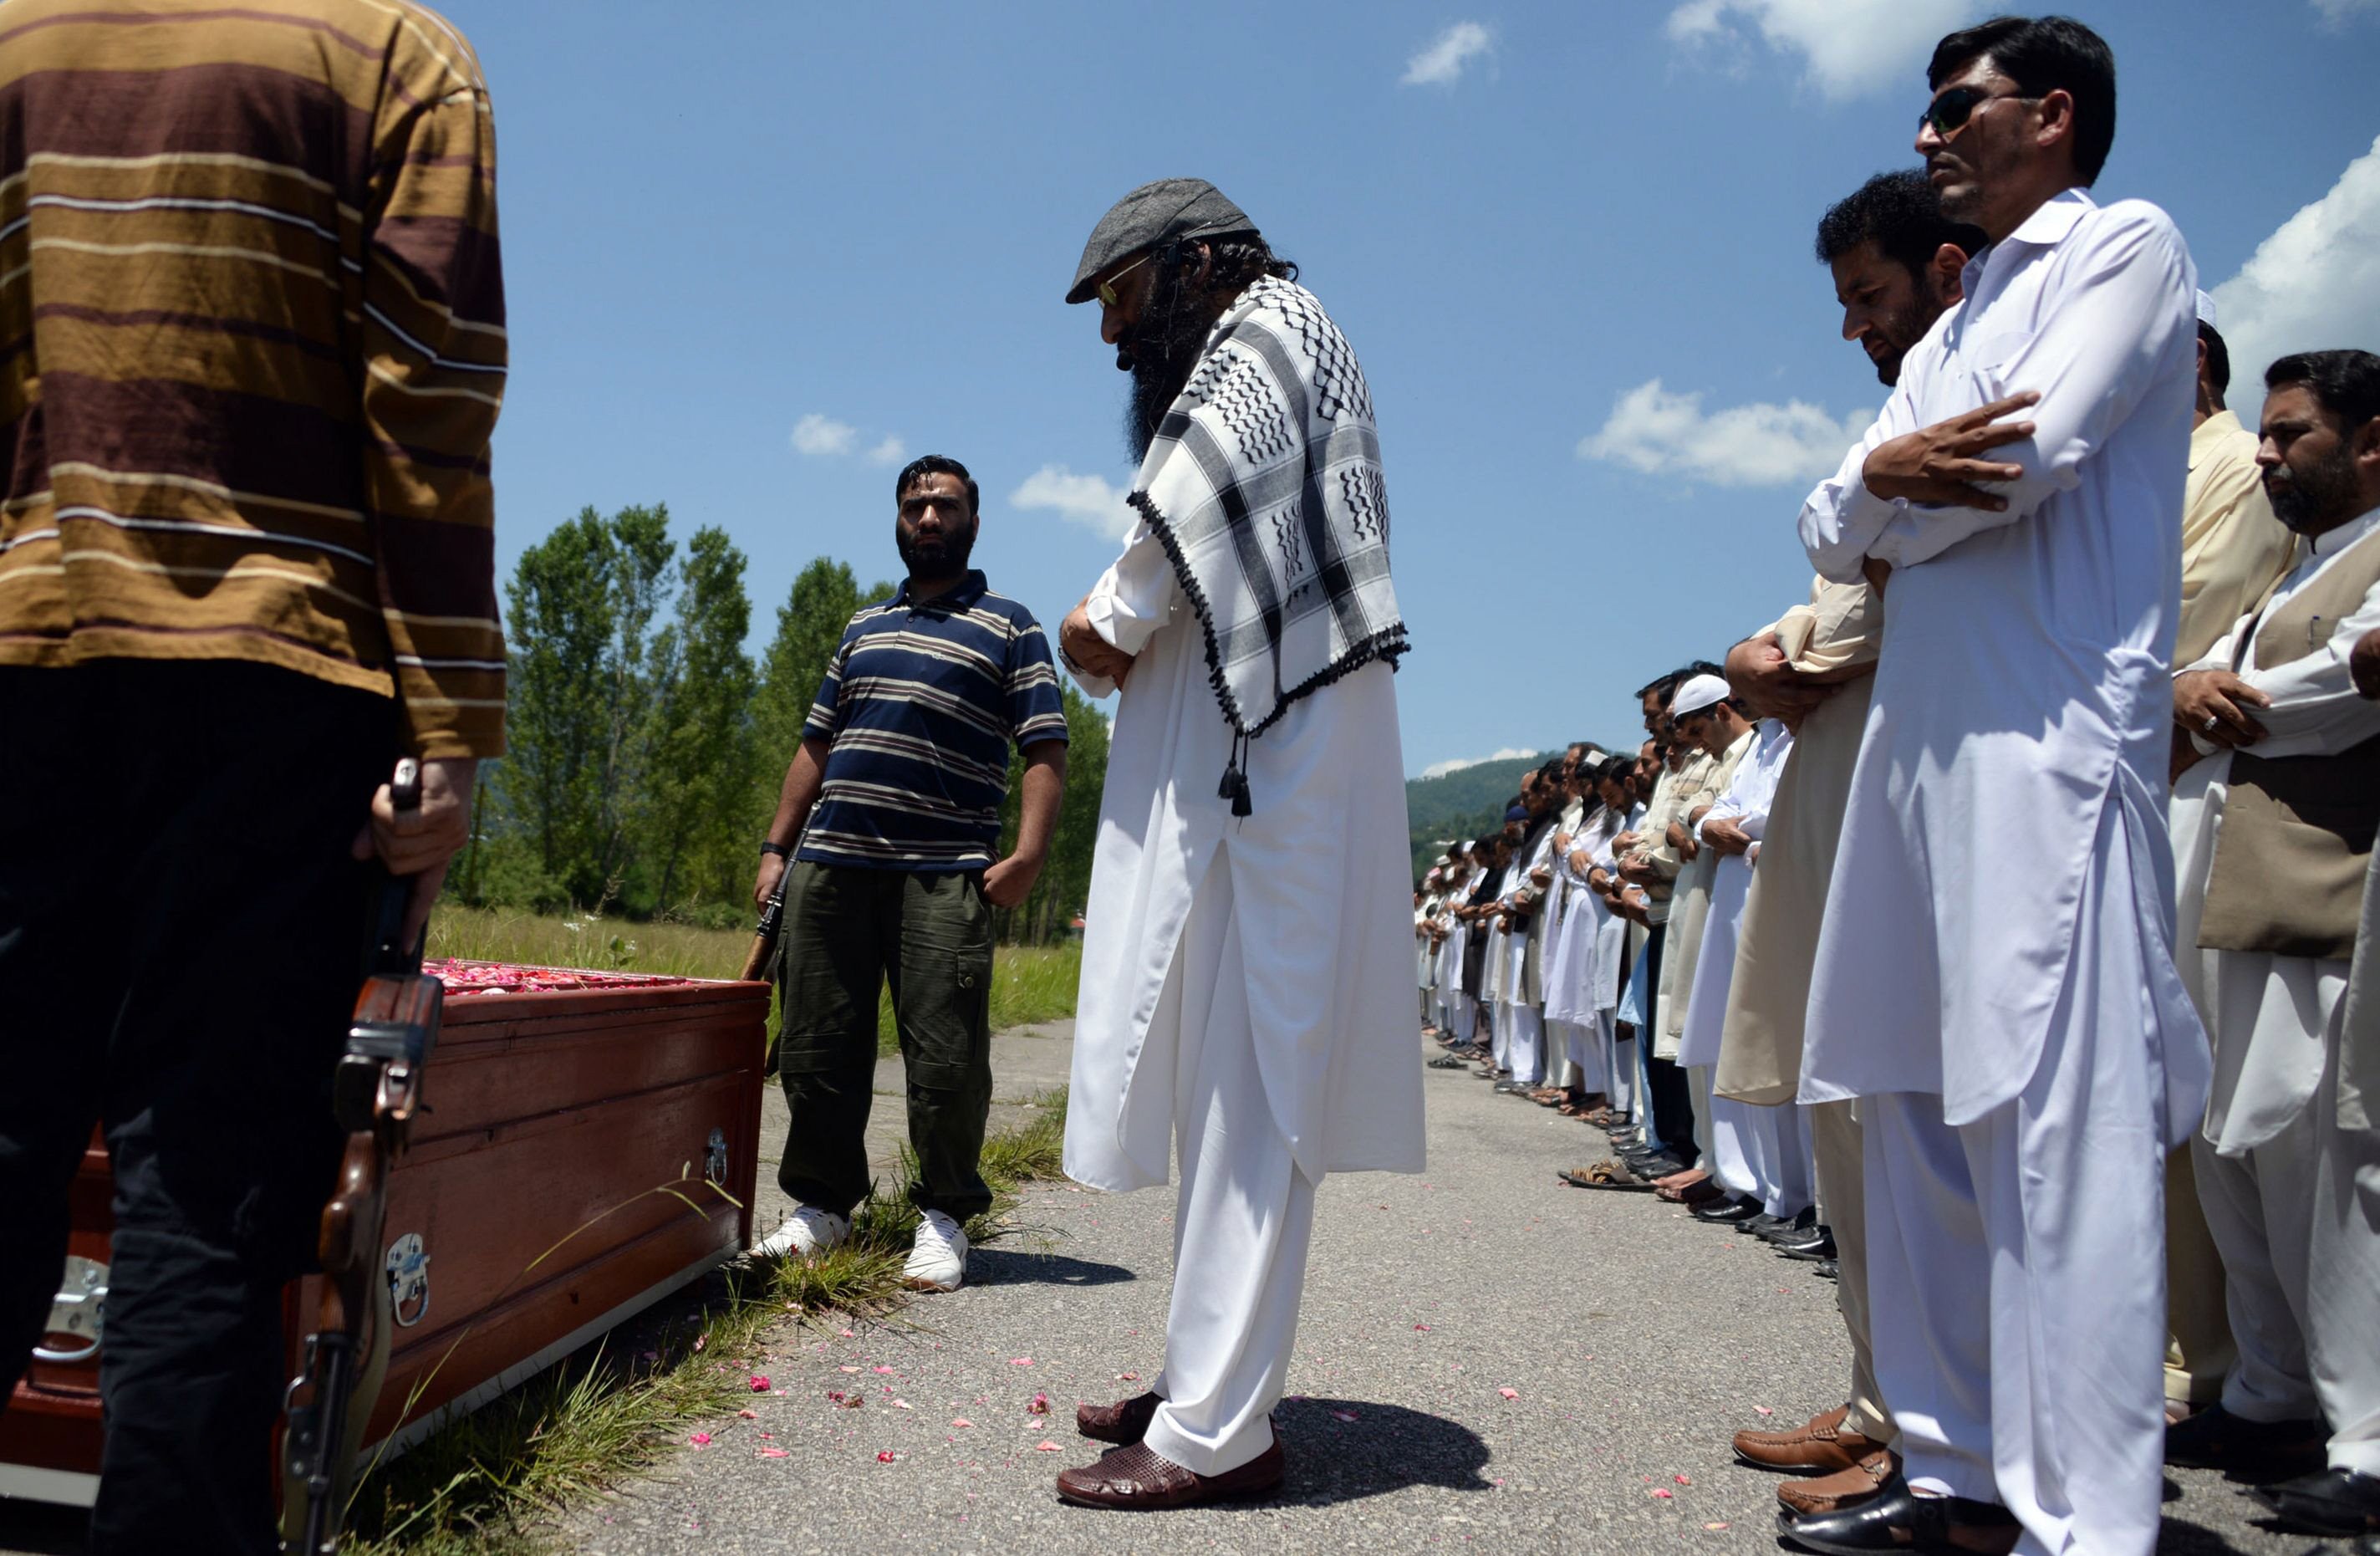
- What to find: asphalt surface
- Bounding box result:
[0,1026,2337,1553]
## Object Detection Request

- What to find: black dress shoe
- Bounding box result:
[1813,1258,1839,1280]
[1780,1472,2020,1554]
[1693,1194,1765,1224]
[2163,1401,2327,1472]
[1736,1212,1787,1236]
[1780,1232,1840,1263]
[1756,1206,1820,1243]
[2250,1467,2380,1534]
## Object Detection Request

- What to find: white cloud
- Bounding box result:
[865,435,908,467]
[1420,747,1540,781]
[1402,21,1493,87]
[790,413,858,457]
[1665,0,1976,100]
[1010,464,1138,542]
[1577,378,1868,489]
[2210,133,2380,392]
[2310,0,2379,22]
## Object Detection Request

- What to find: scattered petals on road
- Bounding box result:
[687,1431,711,1448]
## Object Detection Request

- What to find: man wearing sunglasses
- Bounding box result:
[1047,180,1423,1511]
[1791,16,2208,1556]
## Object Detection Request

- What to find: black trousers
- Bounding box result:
[1637,923,1699,1166]
[0,662,391,1554]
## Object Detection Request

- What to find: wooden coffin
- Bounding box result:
[0,961,768,1507]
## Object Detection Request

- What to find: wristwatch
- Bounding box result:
[760,840,791,860]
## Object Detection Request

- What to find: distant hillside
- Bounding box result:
[1404,752,1548,881]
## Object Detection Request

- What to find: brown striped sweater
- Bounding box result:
[0,0,507,757]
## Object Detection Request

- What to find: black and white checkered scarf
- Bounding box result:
[1129,277,1408,814]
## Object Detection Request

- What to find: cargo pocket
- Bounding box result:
[895,873,994,1093]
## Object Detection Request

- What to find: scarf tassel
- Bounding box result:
[1218,732,1253,819]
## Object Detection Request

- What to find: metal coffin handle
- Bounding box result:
[385,1232,431,1329]
[32,1256,108,1365]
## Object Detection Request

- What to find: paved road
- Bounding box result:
[554,1033,2316,1556]
[0,1028,2327,1553]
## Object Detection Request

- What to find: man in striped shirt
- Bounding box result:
[0,2,502,1548]
[752,455,1068,1293]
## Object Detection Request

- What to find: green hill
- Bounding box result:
[1404,752,1549,881]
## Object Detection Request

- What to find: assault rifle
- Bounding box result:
[281,759,443,1553]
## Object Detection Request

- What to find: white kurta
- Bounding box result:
[1797,188,2209,1140]
[1063,517,1426,1194]
[1676,721,1794,1069]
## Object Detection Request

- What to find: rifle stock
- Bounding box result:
[737,867,791,982]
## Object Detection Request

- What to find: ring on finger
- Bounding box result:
[2203,714,2220,732]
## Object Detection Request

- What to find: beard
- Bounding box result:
[1119,264,1225,463]
[2265,444,2362,535]
[1868,294,1937,386]
[896,517,976,579]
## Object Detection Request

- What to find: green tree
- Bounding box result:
[497,503,675,907]
[634,525,758,912]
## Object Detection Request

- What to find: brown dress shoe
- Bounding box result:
[1054,1439,1287,1509]
[1777,1448,1898,1517]
[1076,1390,1163,1445]
[1733,1404,1887,1473]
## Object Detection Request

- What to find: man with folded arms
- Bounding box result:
[2165,349,2380,1538]
[1791,17,2209,1553]
[1721,168,1983,1519]
[1052,179,1424,1509]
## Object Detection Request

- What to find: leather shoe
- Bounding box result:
[1055,1439,1286,1509]
[1077,1390,1161,1445]
[1813,1258,1839,1280]
[1780,1232,1839,1263]
[1756,1207,1820,1243]
[1778,1448,1898,1517]
[1735,1404,1888,1474]
[2163,1400,2326,1472]
[1738,1212,1788,1237]
[1694,1193,1765,1224]
[1779,1472,2019,1554]
[2250,1467,2380,1535]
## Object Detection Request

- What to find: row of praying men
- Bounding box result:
[1414,17,2378,1551]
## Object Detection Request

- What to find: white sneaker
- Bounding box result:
[900,1209,968,1292]
[752,1205,849,1260]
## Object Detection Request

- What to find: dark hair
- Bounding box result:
[894,454,981,518]
[1676,660,1726,683]
[1815,169,1990,280]
[2265,349,2380,433]
[2199,322,2231,400]
[1928,15,2116,185]
[1633,671,1680,704]
[1535,759,1565,787]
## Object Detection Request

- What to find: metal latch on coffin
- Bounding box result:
[385,1232,431,1329]
[33,1256,107,1365]
[705,1127,728,1187]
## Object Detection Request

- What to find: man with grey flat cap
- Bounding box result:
[1049,178,1425,1511]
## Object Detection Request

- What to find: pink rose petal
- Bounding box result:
[687,1431,711,1447]
[950,1418,975,1429]
[736,1409,758,1419]
[877,1450,898,1463]
[838,1328,856,1339]
[1414,1324,1431,1331]
[1028,1392,1050,1415]
[1674,1473,1692,1485]
[758,1446,789,1458]
[1498,1387,1519,1400]
[1650,1487,1674,1498]
[749,1375,772,1392]
[1034,1440,1063,1452]
[1010,1357,1034,1366]
[693,1334,706,1353]
[1754,1406,1775,1416]
[891,1399,912,1410]
[873,1365,897,1375]
[1116,1371,1139,1381]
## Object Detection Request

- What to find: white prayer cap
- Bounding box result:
[1434,852,1450,866]
[2195,289,2219,329]
[1669,672,1733,718]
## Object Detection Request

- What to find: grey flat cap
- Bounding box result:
[1065,177,1260,304]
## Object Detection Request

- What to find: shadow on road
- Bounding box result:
[966,1247,1135,1288]
[1272,1396,1495,1506]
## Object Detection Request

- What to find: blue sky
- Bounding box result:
[450,0,2380,777]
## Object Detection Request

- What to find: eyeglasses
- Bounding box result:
[1096,249,1155,309]
[1919,84,2031,141]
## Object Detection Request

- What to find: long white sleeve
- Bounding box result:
[1069,517,1185,698]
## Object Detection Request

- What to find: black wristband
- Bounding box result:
[759,840,791,860]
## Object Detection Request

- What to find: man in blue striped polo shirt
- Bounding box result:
[750,455,1068,1291]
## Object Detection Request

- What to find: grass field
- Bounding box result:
[426,906,1083,1054]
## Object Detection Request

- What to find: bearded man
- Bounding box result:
[1051,178,1424,1509]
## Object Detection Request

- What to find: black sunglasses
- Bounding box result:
[1920,84,2032,140]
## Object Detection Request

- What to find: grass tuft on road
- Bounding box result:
[346,1086,1073,1554]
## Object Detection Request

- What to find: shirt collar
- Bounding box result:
[2189,408,2245,470]
[1961,186,2096,296]
[893,569,988,613]
[2311,503,2380,560]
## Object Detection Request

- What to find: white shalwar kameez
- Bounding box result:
[1797,189,2210,1554]
[1063,518,1425,1477]
[1546,807,1624,1094]
[1677,720,1811,1217]
[2170,506,2380,1475]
